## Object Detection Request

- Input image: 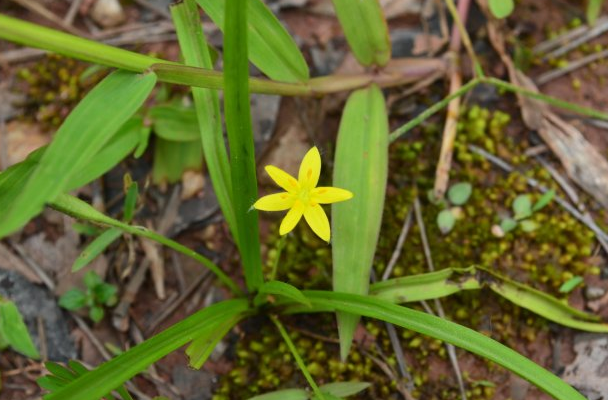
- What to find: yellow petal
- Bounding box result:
[279,200,304,235]
[298,147,321,189]
[266,165,299,193]
[253,193,295,211]
[311,187,353,204]
[303,203,330,242]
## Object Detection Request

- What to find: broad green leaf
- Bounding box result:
[333,84,388,359]
[369,266,607,332]
[512,194,532,219]
[45,299,249,400]
[437,209,456,234]
[256,280,311,307]
[319,381,371,397]
[66,116,143,191]
[196,0,309,82]
[223,0,264,291]
[171,0,238,246]
[488,0,514,19]
[152,138,203,184]
[0,70,156,238]
[331,0,390,66]
[0,297,40,358]
[72,228,122,272]
[149,104,200,142]
[559,276,584,294]
[0,14,168,72]
[500,217,518,233]
[94,283,118,306]
[58,289,87,311]
[532,189,555,212]
[248,389,308,400]
[447,182,472,205]
[288,291,587,400]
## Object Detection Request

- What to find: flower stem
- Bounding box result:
[269,235,287,281]
[270,315,326,400]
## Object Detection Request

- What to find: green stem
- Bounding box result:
[269,235,287,281]
[270,315,326,400]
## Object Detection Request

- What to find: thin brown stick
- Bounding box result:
[536,48,608,85]
[10,0,86,36]
[63,0,85,26]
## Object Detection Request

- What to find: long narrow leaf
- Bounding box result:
[286,291,586,400]
[330,0,391,67]
[0,298,40,358]
[332,84,388,359]
[0,70,156,238]
[171,0,238,246]
[45,299,249,400]
[223,0,264,291]
[196,0,309,82]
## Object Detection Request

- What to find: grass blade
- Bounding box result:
[287,291,586,400]
[330,0,390,66]
[72,228,122,272]
[332,84,388,359]
[0,70,156,238]
[0,297,40,358]
[223,0,264,291]
[196,0,309,82]
[171,0,238,245]
[45,299,249,400]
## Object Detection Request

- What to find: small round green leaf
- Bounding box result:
[512,194,532,219]
[489,0,514,19]
[447,182,472,206]
[437,209,456,234]
[500,217,518,233]
[520,220,539,232]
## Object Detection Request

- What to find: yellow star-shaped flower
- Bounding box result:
[253,147,353,242]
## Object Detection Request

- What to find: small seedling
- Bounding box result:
[493,190,555,237]
[59,271,118,323]
[431,182,473,234]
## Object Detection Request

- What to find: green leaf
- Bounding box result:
[437,209,456,234]
[134,126,152,158]
[94,283,118,306]
[0,70,156,238]
[0,14,168,72]
[519,219,539,232]
[149,104,200,142]
[247,389,308,400]
[256,281,311,307]
[84,271,103,290]
[45,299,249,400]
[122,181,139,223]
[318,381,371,398]
[152,138,203,184]
[488,0,514,19]
[512,194,532,219]
[333,84,388,360]
[58,289,88,311]
[223,0,264,291]
[196,0,309,82]
[171,0,238,246]
[89,306,105,323]
[0,298,40,358]
[331,0,390,66]
[559,276,584,294]
[66,116,143,191]
[369,266,607,332]
[500,217,518,233]
[587,0,603,25]
[288,291,587,400]
[532,189,555,212]
[447,182,472,205]
[185,315,242,369]
[72,228,122,272]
